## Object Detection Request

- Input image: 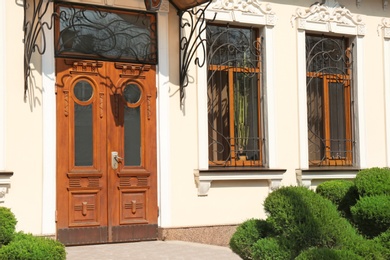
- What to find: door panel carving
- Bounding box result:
[56,59,157,245]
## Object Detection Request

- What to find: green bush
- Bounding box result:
[251,237,290,260]
[374,229,390,252]
[263,186,360,257]
[351,195,390,238]
[229,219,274,260]
[0,207,17,247]
[355,168,390,197]
[316,180,358,218]
[0,232,66,260]
[295,248,364,260]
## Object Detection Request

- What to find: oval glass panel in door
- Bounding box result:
[123,83,142,166]
[123,83,142,104]
[74,80,94,166]
[74,80,93,102]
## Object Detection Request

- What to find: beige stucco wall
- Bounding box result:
[165,0,390,228]
[2,0,390,237]
[3,1,44,234]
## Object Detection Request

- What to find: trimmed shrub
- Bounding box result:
[0,207,17,247]
[251,237,290,260]
[0,232,66,260]
[263,186,360,257]
[295,248,364,260]
[354,167,390,197]
[374,229,390,252]
[351,195,390,238]
[229,219,274,260]
[316,180,358,218]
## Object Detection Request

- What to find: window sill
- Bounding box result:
[0,171,13,203]
[296,167,360,188]
[194,168,286,196]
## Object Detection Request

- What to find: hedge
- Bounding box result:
[351,195,390,238]
[251,237,290,260]
[0,232,66,260]
[0,207,17,247]
[229,218,274,260]
[295,248,364,260]
[316,180,358,218]
[354,167,390,197]
[263,186,386,259]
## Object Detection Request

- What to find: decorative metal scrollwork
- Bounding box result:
[23,0,55,97]
[179,1,216,106]
[56,4,157,64]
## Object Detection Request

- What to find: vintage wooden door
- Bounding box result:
[55,59,157,245]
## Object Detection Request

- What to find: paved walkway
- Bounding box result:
[66,240,241,260]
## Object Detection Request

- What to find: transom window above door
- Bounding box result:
[306,34,354,166]
[55,3,157,64]
[207,24,264,167]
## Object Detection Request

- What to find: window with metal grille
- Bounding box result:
[306,34,354,166]
[207,24,264,167]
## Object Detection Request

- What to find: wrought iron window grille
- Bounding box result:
[206,24,264,167]
[306,35,355,167]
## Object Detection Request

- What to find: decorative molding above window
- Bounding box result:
[379,18,390,39]
[194,169,285,196]
[206,0,276,26]
[291,0,365,36]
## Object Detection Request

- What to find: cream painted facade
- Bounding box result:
[1,0,390,244]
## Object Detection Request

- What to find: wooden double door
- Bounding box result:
[56,59,157,245]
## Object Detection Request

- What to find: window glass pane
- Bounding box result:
[124,106,141,166]
[207,26,258,67]
[329,82,346,158]
[208,71,230,162]
[75,103,93,166]
[234,73,259,160]
[57,5,157,63]
[123,83,141,104]
[306,34,353,166]
[207,24,262,166]
[74,80,93,102]
[307,77,324,162]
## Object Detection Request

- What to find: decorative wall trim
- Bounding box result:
[379,18,390,39]
[0,172,13,203]
[291,0,365,36]
[206,0,276,26]
[296,168,359,189]
[194,169,285,196]
[158,0,169,13]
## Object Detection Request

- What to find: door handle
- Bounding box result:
[111,151,123,170]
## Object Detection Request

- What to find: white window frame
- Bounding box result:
[195,1,284,196]
[292,0,366,187]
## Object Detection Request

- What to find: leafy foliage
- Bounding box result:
[354,167,390,197]
[263,186,360,257]
[0,232,66,260]
[351,195,390,238]
[295,248,364,260]
[229,218,274,260]
[251,237,290,260]
[316,180,358,218]
[0,207,17,247]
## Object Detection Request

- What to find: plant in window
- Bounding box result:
[234,79,249,160]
